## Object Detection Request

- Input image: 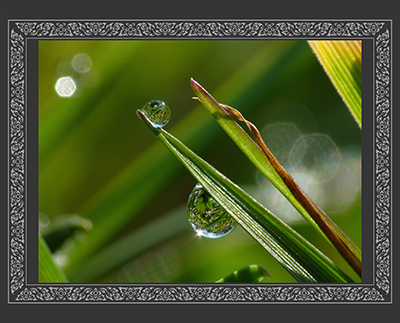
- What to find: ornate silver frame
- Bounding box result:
[8,19,392,303]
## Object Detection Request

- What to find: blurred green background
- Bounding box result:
[38,40,362,283]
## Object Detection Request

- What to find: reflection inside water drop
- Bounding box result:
[141,100,171,128]
[187,183,237,238]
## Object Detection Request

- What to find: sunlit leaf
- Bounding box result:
[138,109,352,283]
[191,79,361,277]
[308,41,362,128]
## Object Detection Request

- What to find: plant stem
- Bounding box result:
[138,108,353,282]
[218,103,362,278]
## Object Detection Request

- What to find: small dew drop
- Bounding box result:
[187,183,237,239]
[55,76,76,97]
[141,100,171,128]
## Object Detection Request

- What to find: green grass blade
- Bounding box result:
[215,265,270,283]
[138,110,352,283]
[308,41,362,128]
[39,234,68,283]
[191,78,321,235]
[191,78,362,277]
[61,42,301,277]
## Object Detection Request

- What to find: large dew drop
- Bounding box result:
[141,100,171,128]
[187,183,238,238]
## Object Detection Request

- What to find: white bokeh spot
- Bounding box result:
[55,77,76,97]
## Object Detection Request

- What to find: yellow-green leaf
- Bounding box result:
[308,40,362,128]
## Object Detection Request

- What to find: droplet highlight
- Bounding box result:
[187,183,237,238]
[55,76,76,97]
[141,100,171,128]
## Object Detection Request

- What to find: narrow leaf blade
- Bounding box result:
[308,40,362,128]
[191,78,321,234]
[138,110,352,283]
[191,78,361,277]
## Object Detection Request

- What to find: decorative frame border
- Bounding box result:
[8,19,392,303]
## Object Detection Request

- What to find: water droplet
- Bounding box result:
[141,100,171,128]
[187,183,237,238]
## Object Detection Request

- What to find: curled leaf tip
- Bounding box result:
[192,80,362,278]
[190,78,213,100]
[190,78,202,93]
